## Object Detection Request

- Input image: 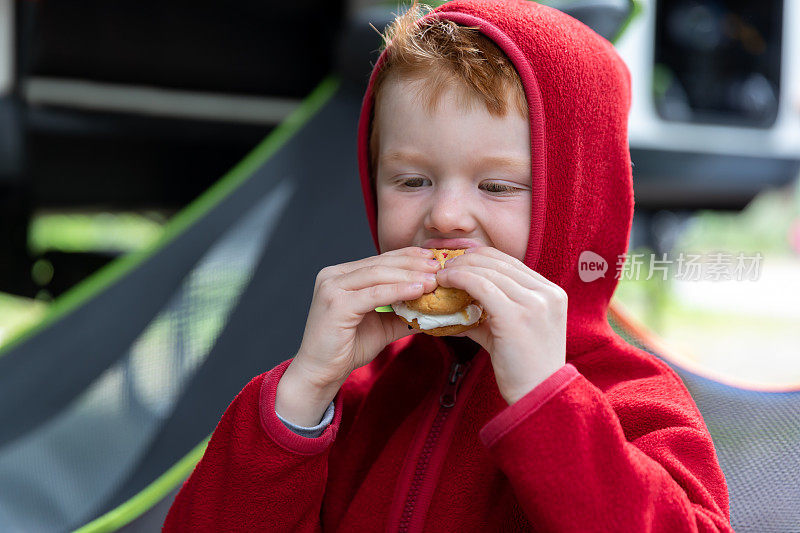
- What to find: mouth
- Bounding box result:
[422,239,482,249]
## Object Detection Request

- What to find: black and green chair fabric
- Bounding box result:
[0,74,374,531]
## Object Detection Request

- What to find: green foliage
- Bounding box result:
[28,212,166,255]
[675,186,798,257]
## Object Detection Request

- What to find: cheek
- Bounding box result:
[514,205,533,260]
[490,204,531,262]
[377,193,418,249]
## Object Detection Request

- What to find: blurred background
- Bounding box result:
[2,0,797,385]
[0,0,799,530]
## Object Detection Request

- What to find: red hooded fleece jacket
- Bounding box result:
[164,1,733,531]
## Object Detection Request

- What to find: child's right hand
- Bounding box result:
[292,246,441,392]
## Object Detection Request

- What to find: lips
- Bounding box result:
[422,239,482,249]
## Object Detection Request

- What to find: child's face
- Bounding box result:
[375,77,532,261]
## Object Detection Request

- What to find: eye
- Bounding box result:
[398,177,429,188]
[396,178,521,194]
[482,182,520,194]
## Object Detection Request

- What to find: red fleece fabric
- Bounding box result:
[164,0,733,531]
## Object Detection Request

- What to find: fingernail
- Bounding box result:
[424,273,437,281]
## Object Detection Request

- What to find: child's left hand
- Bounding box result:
[436,247,567,406]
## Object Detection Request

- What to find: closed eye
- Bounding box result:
[483,182,519,193]
[398,177,426,188]
[399,178,522,194]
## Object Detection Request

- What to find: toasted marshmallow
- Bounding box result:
[391,301,483,330]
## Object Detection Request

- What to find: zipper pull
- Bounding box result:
[439,360,470,408]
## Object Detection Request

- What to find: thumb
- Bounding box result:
[460,320,489,352]
[379,311,420,344]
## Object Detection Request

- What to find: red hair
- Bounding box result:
[368,0,528,178]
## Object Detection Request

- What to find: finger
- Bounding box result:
[356,247,436,269]
[450,253,569,307]
[339,265,439,292]
[452,319,490,350]
[445,253,545,292]
[349,281,434,316]
[440,264,566,322]
[379,311,421,343]
[438,265,527,302]
[463,247,560,289]
[328,250,440,279]
[435,266,515,320]
[339,247,432,273]
[382,246,435,259]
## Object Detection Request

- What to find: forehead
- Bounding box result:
[375,77,531,175]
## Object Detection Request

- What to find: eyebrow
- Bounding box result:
[379,150,529,171]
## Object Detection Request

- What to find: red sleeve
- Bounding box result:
[163,358,344,532]
[478,363,733,533]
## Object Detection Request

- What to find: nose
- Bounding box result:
[424,182,477,234]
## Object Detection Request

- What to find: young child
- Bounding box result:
[164,0,734,530]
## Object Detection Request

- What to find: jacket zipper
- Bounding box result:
[397,358,471,532]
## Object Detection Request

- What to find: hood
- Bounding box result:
[357,0,634,359]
